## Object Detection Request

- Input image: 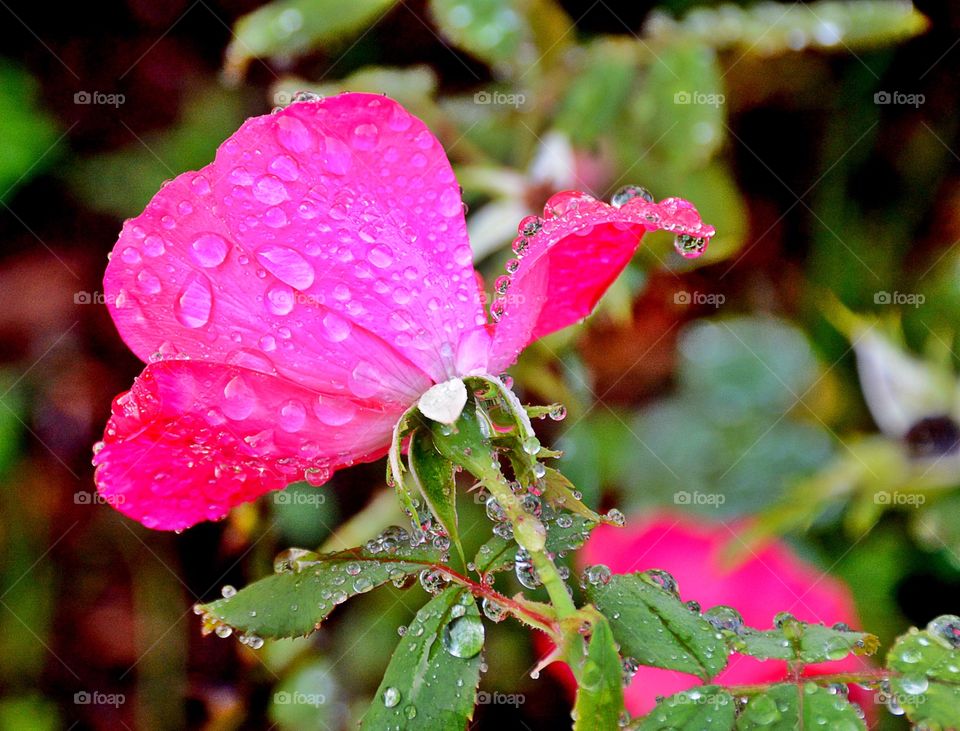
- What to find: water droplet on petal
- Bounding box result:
[136,269,162,294]
[265,283,295,316]
[314,396,357,426]
[673,233,708,259]
[190,233,229,268]
[174,273,213,328]
[278,399,306,432]
[368,244,394,268]
[610,184,655,208]
[252,175,289,205]
[256,245,315,289]
[223,375,256,420]
[322,311,352,342]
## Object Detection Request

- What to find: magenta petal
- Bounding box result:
[487,192,715,372]
[105,93,485,398]
[93,360,401,531]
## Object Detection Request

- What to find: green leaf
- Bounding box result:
[408,428,463,563]
[225,0,399,81]
[886,618,960,729]
[545,512,596,554]
[637,683,866,730]
[198,543,441,639]
[474,535,515,574]
[542,467,601,523]
[268,658,343,731]
[272,65,444,129]
[387,405,422,529]
[634,686,736,730]
[573,618,625,730]
[646,0,928,55]
[587,573,727,679]
[629,44,725,172]
[0,60,60,203]
[360,587,483,729]
[428,0,528,68]
[555,38,638,147]
[731,621,879,663]
[736,683,866,730]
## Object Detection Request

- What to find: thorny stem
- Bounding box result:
[333,549,559,635]
[478,466,579,619]
[434,565,558,635]
[722,668,900,696]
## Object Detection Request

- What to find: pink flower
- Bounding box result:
[93,94,714,531]
[566,513,868,715]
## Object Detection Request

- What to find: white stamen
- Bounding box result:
[418,378,468,424]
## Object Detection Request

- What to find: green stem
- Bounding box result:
[479,467,578,618]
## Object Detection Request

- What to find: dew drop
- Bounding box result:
[190,233,229,268]
[382,687,401,708]
[442,614,485,658]
[256,245,315,289]
[174,273,213,328]
[610,184,655,208]
[673,233,708,259]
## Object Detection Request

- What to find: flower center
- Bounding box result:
[418,378,468,424]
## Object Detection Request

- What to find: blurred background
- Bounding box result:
[1,0,959,728]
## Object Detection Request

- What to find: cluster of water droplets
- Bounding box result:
[192,584,264,649]
[487,183,712,326]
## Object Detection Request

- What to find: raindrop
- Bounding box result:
[174,273,213,328]
[442,614,485,658]
[581,564,612,587]
[482,598,508,622]
[703,605,744,633]
[610,184,654,208]
[673,233,708,259]
[514,549,541,589]
[928,614,960,649]
[382,687,401,708]
[190,233,229,268]
[640,569,679,596]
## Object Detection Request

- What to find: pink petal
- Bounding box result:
[105,93,485,400]
[487,192,715,372]
[577,514,867,716]
[93,360,401,531]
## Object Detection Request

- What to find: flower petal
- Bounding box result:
[93,360,401,531]
[487,192,715,372]
[105,93,485,400]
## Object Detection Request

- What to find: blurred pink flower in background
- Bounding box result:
[553,512,869,716]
